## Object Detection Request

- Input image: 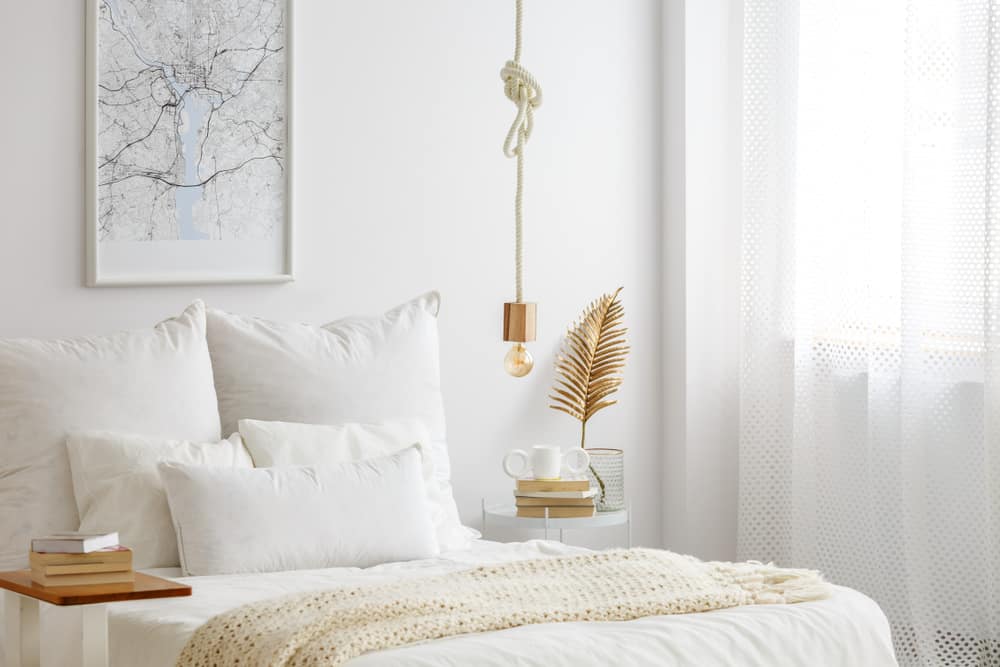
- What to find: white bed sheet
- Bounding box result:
[37,540,897,666]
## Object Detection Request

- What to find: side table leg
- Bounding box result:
[81,605,107,667]
[627,502,633,548]
[4,592,39,667]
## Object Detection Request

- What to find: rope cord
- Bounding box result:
[501,0,541,304]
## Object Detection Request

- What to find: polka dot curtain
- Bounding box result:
[739,1,1000,664]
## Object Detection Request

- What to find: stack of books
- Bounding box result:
[30,532,133,587]
[515,478,596,518]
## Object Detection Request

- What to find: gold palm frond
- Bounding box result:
[549,287,629,447]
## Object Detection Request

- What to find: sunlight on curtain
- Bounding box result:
[740,1,1000,664]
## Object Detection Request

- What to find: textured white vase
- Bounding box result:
[585,448,624,512]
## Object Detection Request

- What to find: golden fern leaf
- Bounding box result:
[548,287,629,447]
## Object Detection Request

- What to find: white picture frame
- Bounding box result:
[85,0,294,286]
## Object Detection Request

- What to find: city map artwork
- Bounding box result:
[88,0,291,285]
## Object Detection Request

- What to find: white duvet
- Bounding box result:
[30,540,897,666]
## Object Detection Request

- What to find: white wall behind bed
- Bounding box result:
[0,0,663,548]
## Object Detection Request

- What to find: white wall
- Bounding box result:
[0,1,663,547]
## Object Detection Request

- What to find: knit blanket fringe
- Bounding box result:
[176,548,830,667]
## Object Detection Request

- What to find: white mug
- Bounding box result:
[502,445,590,480]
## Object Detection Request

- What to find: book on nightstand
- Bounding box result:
[515,506,596,519]
[29,544,134,587]
[31,531,120,554]
[513,489,597,500]
[513,477,597,518]
[514,495,596,507]
[515,478,591,493]
[29,569,135,587]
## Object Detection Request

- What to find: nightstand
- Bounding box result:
[482,499,631,547]
[0,570,191,667]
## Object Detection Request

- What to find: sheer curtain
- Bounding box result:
[739,1,1000,664]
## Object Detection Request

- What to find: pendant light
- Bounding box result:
[500,0,542,377]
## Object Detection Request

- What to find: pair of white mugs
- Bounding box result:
[502,445,590,480]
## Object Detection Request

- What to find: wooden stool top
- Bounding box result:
[0,570,191,606]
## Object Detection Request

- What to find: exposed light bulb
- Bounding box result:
[503,342,534,377]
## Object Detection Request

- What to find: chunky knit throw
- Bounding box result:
[176,548,830,667]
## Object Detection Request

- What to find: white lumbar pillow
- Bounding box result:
[239,419,430,467]
[0,302,221,569]
[66,431,253,568]
[206,292,472,548]
[239,419,469,551]
[159,446,440,576]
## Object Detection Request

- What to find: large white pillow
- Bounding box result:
[206,293,450,479]
[159,446,439,575]
[206,293,472,547]
[239,419,469,550]
[66,431,252,568]
[0,302,221,569]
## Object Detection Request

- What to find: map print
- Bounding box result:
[97,0,285,241]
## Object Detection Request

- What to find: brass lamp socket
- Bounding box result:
[503,302,537,343]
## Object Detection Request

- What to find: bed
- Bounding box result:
[9,540,896,666]
[0,296,899,666]
[26,539,889,667]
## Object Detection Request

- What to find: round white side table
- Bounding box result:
[482,499,631,547]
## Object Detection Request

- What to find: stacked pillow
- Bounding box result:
[0,293,471,574]
[66,432,252,569]
[205,291,470,554]
[160,446,439,575]
[206,292,451,481]
[238,419,469,551]
[0,301,220,570]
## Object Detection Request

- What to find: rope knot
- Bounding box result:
[501,60,543,158]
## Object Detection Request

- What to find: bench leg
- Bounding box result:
[80,605,107,667]
[4,592,39,667]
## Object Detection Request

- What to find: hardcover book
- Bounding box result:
[30,546,132,576]
[29,568,135,587]
[516,478,590,493]
[513,489,597,499]
[514,496,596,507]
[515,506,596,519]
[31,532,120,554]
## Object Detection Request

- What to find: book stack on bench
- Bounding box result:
[514,478,596,518]
[30,532,133,587]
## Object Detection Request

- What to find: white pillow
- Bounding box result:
[159,446,439,575]
[0,302,221,569]
[206,293,450,480]
[207,293,473,548]
[239,419,429,467]
[66,431,253,568]
[239,419,469,550]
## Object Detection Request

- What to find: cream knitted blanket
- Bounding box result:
[176,548,830,667]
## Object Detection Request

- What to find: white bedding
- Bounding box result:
[31,540,896,666]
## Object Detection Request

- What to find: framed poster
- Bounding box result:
[86,0,293,286]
